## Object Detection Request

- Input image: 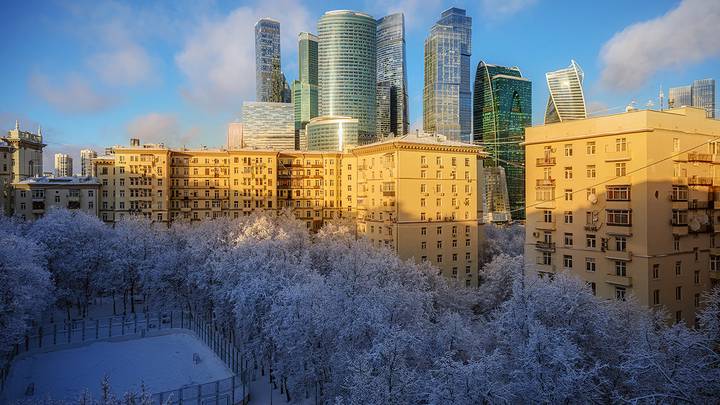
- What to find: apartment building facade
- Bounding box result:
[93,134,484,284]
[525,107,720,326]
[13,177,99,220]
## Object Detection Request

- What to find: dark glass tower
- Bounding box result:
[376,13,408,138]
[473,61,531,219]
[255,18,284,102]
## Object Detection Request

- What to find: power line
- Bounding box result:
[510,134,720,214]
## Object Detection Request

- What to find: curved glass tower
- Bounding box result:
[472,61,531,219]
[376,13,408,138]
[544,60,587,124]
[423,8,472,142]
[318,10,377,144]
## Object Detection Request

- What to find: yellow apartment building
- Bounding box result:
[93,134,485,284]
[525,107,720,325]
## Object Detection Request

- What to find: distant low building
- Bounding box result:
[13,176,99,220]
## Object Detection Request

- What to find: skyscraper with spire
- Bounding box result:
[376,13,408,138]
[255,18,285,103]
[423,8,472,142]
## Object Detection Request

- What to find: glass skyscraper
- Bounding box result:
[241,101,295,150]
[376,13,408,138]
[306,116,359,152]
[473,61,531,219]
[544,60,587,124]
[255,18,284,103]
[423,8,472,142]
[318,10,377,144]
[292,32,319,149]
[669,79,716,118]
[692,79,715,118]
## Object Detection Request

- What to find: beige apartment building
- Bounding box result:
[525,107,720,326]
[13,176,99,220]
[1,122,45,214]
[93,134,484,284]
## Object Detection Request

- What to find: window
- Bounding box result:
[653,264,660,279]
[616,287,626,301]
[437,227,442,235]
[607,186,630,201]
[607,209,631,226]
[675,261,682,276]
[615,137,627,152]
[564,144,573,157]
[673,138,680,152]
[671,185,688,201]
[536,187,554,201]
[615,163,626,177]
[543,210,552,222]
[615,261,627,277]
[542,251,552,265]
[695,293,701,308]
[673,236,680,252]
[586,257,596,272]
[675,311,682,324]
[586,234,596,248]
[586,142,596,155]
[563,255,573,269]
[671,210,688,225]
[436,241,442,249]
[421,227,427,235]
[564,211,573,224]
[615,236,627,252]
[564,189,573,201]
[564,233,573,246]
[675,286,682,301]
[421,241,426,249]
[437,255,443,263]
[564,167,573,179]
[712,255,720,272]
[589,282,596,295]
[653,290,660,305]
[586,165,596,178]
[694,270,700,284]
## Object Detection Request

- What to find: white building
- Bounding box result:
[54,153,73,177]
[80,149,97,177]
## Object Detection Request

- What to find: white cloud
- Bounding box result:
[481,0,538,19]
[87,41,153,86]
[126,113,198,147]
[380,0,443,30]
[29,73,117,114]
[600,0,720,91]
[175,0,311,110]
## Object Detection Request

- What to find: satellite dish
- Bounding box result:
[699,214,710,225]
[588,194,598,204]
[689,219,701,231]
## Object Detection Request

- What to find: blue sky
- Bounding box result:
[1,0,718,171]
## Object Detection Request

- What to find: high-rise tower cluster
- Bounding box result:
[669,79,716,118]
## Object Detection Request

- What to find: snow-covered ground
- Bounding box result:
[2,332,233,403]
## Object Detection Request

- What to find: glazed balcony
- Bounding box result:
[536,157,556,167]
[605,274,632,287]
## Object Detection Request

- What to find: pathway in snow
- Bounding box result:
[2,332,233,403]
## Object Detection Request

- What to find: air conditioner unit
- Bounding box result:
[532,231,540,237]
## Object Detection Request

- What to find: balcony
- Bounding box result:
[688,176,714,186]
[604,147,631,162]
[584,223,600,231]
[535,220,556,231]
[536,157,556,166]
[671,223,688,236]
[687,152,715,163]
[605,274,632,287]
[710,270,720,281]
[383,190,395,197]
[535,241,556,252]
[605,250,632,261]
[688,200,710,209]
[536,178,556,187]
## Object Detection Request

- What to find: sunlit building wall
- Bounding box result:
[525,107,720,326]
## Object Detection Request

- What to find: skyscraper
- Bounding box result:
[318,10,377,144]
[241,101,295,150]
[668,85,692,109]
[292,32,319,149]
[80,149,97,177]
[669,79,716,118]
[376,13,408,138]
[544,60,587,124]
[54,153,73,177]
[473,61,531,219]
[423,8,472,142]
[255,18,284,103]
[692,79,715,118]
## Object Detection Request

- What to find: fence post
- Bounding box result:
[122,315,125,335]
[82,320,86,342]
[53,324,57,345]
[96,319,99,339]
[170,311,174,328]
[108,317,112,338]
[215,380,220,405]
[67,322,71,344]
[231,375,236,404]
[134,313,138,334]
[38,326,43,349]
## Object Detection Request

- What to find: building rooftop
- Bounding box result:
[15,176,100,185]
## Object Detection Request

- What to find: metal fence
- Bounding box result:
[0,311,249,405]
